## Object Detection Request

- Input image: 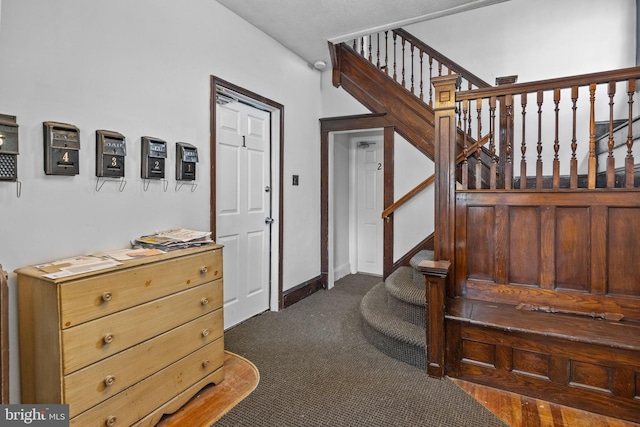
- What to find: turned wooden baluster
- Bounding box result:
[401,37,406,88]
[588,83,597,188]
[626,79,636,188]
[368,37,373,63]
[419,50,424,101]
[570,86,579,189]
[360,37,365,56]
[462,100,469,189]
[475,99,483,189]
[489,96,497,189]
[505,94,513,189]
[352,38,357,50]
[410,44,415,94]
[383,32,389,74]
[520,93,527,189]
[428,56,434,107]
[536,90,544,189]
[607,81,616,188]
[553,88,561,189]
[376,33,380,68]
[392,32,397,82]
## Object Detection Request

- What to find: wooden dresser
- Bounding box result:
[16,245,224,427]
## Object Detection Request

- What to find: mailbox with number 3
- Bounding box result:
[96,129,126,178]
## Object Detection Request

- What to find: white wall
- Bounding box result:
[0,0,322,402]
[393,134,434,261]
[404,0,635,84]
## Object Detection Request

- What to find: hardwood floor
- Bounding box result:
[156,351,259,427]
[156,350,638,426]
[452,378,640,427]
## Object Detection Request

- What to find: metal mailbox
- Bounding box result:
[43,121,80,175]
[176,142,198,181]
[141,136,167,180]
[0,115,19,181]
[96,129,126,178]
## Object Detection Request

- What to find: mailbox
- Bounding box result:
[141,136,167,179]
[43,121,80,175]
[0,114,19,181]
[96,130,126,178]
[176,142,198,181]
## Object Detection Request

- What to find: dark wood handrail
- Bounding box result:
[456,65,640,100]
[393,28,492,89]
[382,175,435,219]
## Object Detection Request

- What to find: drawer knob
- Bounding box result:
[201,328,209,337]
[104,375,116,387]
[200,266,208,274]
[105,415,117,427]
[102,292,112,302]
[103,333,114,344]
[201,297,209,306]
[202,359,210,368]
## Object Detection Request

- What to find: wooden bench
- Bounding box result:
[445,297,640,424]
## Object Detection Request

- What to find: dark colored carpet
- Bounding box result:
[214,274,507,426]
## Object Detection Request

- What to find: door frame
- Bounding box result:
[320,113,395,289]
[210,76,284,310]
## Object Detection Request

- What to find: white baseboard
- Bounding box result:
[334,262,351,282]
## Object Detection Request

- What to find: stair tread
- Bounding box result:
[385,267,425,306]
[409,249,434,269]
[361,282,425,347]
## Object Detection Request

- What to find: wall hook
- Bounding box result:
[175,181,197,192]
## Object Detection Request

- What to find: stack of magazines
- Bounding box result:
[134,228,214,251]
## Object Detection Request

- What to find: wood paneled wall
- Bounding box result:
[455,190,640,320]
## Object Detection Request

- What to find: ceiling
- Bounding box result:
[215,0,508,70]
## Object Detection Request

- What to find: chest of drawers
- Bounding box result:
[16,245,224,426]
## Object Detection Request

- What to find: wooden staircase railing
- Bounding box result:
[456,65,640,190]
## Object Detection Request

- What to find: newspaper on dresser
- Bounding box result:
[135,228,214,250]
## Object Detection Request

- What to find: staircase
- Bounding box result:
[360,250,433,369]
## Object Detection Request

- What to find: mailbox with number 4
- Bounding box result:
[43,121,80,175]
[176,142,198,181]
[96,130,126,178]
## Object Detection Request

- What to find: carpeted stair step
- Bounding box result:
[410,249,434,287]
[360,281,426,369]
[385,267,426,327]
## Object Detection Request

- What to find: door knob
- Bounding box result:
[265,217,275,224]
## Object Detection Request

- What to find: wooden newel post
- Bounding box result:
[431,74,457,290]
[428,74,457,378]
[418,260,450,378]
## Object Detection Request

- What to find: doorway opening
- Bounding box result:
[210,76,284,329]
[331,129,384,283]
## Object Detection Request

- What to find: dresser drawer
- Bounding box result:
[64,309,223,417]
[70,339,225,427]
[59,249,222,328]
[62,279,222,374]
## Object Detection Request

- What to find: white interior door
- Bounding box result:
[356,139,383,275]
[217,101,271,329]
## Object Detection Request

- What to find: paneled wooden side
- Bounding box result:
[456,191,640,320]
[449,318,640,423]
[508,207,541,287]
[608,207,640,297]
[466,206,495,282]
[556,207,591,291]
